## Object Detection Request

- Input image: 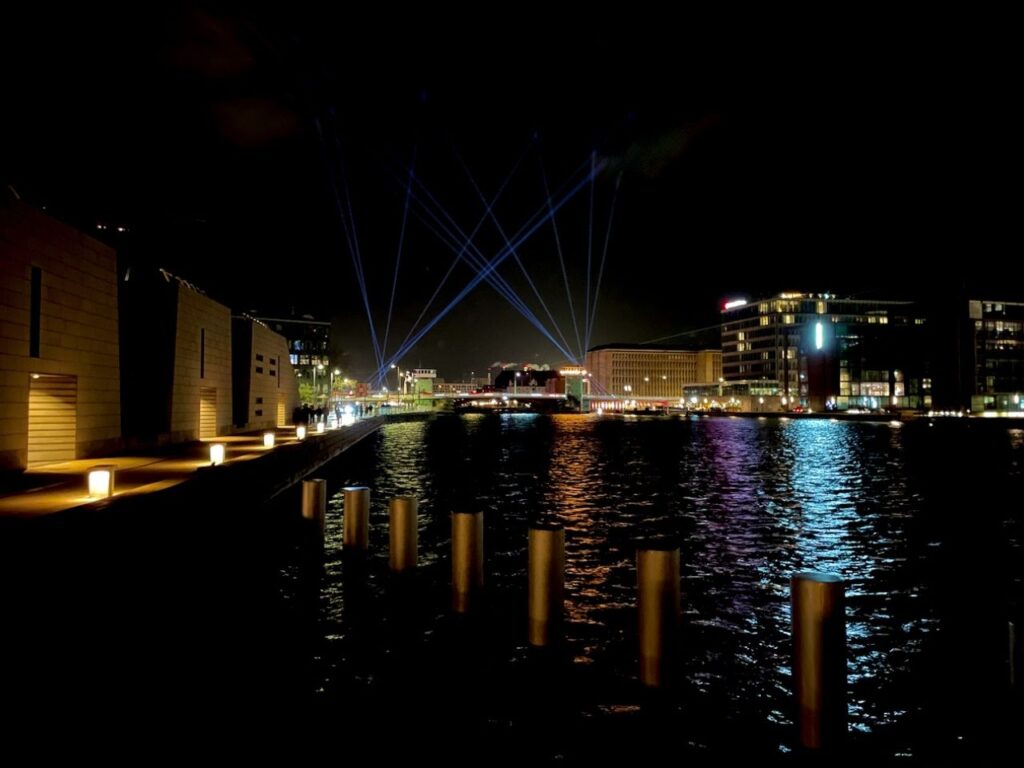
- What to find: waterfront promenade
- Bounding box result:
[0,417,386,519]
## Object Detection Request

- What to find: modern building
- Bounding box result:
[409,368,436,405]
[433,379,477,395]
[682,380,784,413]
[232,316,300,431]
[965,299,1024,413]
[120,267,233,445]
[586,344,722,399]
[253,311,332,401]
[721,293,931,411]
[493,369,562,394]
[1,200,122,470]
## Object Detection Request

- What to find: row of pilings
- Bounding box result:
[298,478,1023,757]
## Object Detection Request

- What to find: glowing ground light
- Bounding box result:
[209,443,225,465]
[296,425,307,441]
[316,422,325,434]
[87,466,115,498]
[263,432,275,448]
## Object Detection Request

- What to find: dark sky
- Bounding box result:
[3,6,1017,380]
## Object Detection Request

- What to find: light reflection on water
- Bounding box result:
[277,413,1023,756]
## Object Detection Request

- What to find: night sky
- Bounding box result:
[3,6,1017,380]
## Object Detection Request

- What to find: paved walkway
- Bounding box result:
[0,428,304,519]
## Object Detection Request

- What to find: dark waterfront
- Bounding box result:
[266,414,1022,761]
[2,413,1022,760]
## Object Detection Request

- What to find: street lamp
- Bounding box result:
[514,371,520,395]
[314,363,325,401]
[330,368,340,398]
[390,363,398,392]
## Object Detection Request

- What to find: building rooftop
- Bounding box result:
[587,343,718,353]
[720,293,915,312]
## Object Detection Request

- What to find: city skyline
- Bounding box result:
[3,7,1018,378]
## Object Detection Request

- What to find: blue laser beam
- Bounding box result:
[317,118,382,371]
[584,150,595,357]
[374,158,606,382]
[405,199,574,361]
[388,145,533,359]
[382,147,416,361]
[540,154,583,361]
[585,172,622,352]
[454,147,577,361]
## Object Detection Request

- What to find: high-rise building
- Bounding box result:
[721,293,931,410]
[965,299,1024,413]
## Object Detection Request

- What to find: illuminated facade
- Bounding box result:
[253,312,331,398]
[586,345,721,399]
[120,267,233,444]
[967,299,1024,413]
[0,201,122,469]
[231,316,300,431]
[721,293,931,410]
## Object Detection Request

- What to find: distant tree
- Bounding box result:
[298,380,315,405]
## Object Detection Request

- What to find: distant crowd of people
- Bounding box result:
[292,402,373,426]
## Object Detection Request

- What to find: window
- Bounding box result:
[30,266,41,358]
[256,366,264,374]
[255,409,263,416]
[256,353,264,362]
[256,397,263,404]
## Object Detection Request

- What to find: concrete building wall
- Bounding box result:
[586,346,721,399]
[232,318,299,432]
[168,287,233,442]
[695,350,722,384]
[0,201,122,470]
